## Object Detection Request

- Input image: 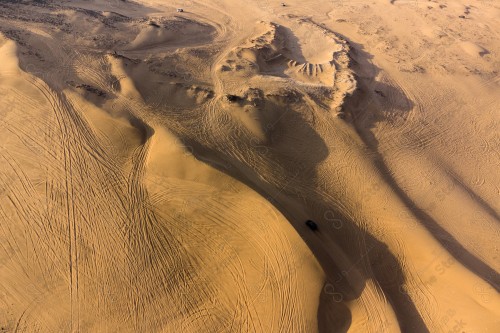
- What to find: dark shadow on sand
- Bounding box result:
[340,37,500,292]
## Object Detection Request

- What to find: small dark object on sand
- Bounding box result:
[459,15,466,19]
[226,94,242,102]
[177,8,184,12]
[305,220,318,231]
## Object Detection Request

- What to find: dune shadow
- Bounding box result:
[341,38,500,291]
[278,25,307,63]
[179,93,429,332]
[5,0,455,329]
[156,22,445,332]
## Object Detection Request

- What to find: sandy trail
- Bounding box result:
[0,0,499,332]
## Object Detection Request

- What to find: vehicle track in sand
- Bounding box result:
[2,1,499,332]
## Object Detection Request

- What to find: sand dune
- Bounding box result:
[0,0,499,332]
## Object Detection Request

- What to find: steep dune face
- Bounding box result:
[0,32,322,332]
[0,0,499,332]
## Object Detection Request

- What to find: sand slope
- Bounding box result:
[0,0,499,332]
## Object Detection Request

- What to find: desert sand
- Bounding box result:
[0,0,499,332]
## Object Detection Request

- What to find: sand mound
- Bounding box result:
[218,19,356,114]
[128,17,216,50]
